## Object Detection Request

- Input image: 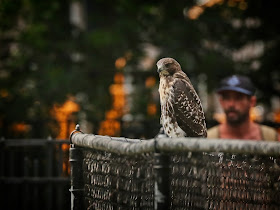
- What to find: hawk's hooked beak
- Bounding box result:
[157,65,169,76]
[157,67,162,73]
[157,63,165,73]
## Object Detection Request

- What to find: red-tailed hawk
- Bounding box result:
[157,57,207,138]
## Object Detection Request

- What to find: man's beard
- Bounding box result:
[225,108,250,126]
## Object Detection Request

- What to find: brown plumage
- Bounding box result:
[156,57,207,138]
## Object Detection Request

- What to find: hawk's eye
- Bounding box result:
[165,63,171,68]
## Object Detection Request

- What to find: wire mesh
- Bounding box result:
[83,149,154,209]
[70,133,280,210]
[169,152,280,209]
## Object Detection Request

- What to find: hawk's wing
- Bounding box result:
[172,79,207,137]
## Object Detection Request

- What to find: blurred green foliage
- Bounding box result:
[0,0,279,138]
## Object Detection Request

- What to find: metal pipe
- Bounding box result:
[69,145,84,210]
[154,152,170,210]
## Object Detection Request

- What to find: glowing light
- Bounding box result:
[98,119,121,136]
[109,74,126,114]
[250,106,264,122]
[147,103,157,116]
[145,76,156,88]
[274,110,280,135]
[98,70,126,136]
[187,6,204,20]
[51,97,80,139]
[51,97,80,176]
[205,0,224,7]
[114,72,125,84]
[275,110,280,123]
[0,89,9,98]
[115,57,127,70]
[11,122,30,133]
[187,0,246,20]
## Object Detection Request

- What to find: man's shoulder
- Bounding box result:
[207,125,220,139]
[260,124,278,141]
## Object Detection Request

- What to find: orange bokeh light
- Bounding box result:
[187,6,204,20]
[274,110,280,134]
[145,76,156,88]
[11,122,30,133]
[147,103,157,116]
[187,0,246,20]
[115,57,127,70]
[114,72,125,83]
[51,98,80,139]
[51,97,80,176]
[98,71,126,136]
[0,89,9,98]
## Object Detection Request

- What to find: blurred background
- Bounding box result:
[1,0,280,140]
[1,0,280,209]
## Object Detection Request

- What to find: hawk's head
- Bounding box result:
[156,57,181,77]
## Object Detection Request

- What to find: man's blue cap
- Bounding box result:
[217,75,256,96]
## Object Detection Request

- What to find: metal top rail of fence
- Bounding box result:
[69,127,280,210]
[70,133,280,156]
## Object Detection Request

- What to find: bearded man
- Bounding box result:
[208,75,279,141]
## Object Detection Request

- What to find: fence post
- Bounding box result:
[69,144,84,210]
[154,152,170,210]
[46,137,53,210]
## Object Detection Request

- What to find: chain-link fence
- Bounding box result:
[70,132,280,210]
